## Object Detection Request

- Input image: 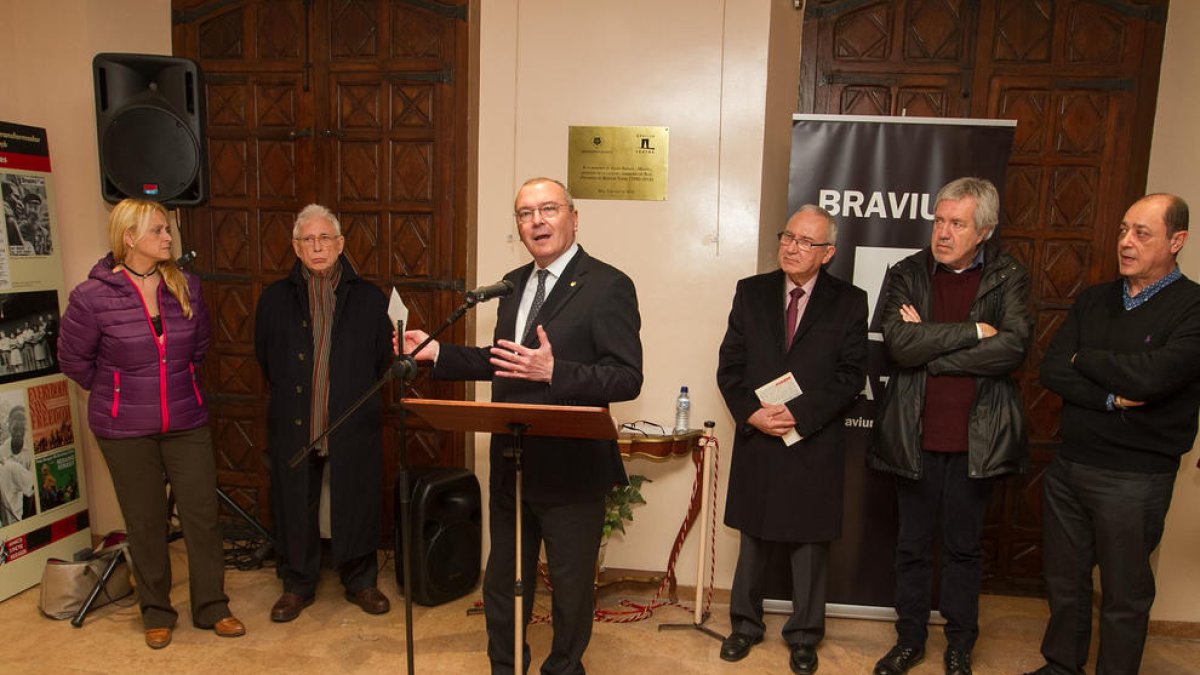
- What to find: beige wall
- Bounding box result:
[475,0,801,589]
[5,0,1196,621]
[0,0,172,534]
[1145,0,1200,624]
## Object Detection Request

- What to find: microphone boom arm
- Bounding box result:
[287,299,473,468]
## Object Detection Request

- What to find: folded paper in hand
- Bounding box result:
[755,372,803,446]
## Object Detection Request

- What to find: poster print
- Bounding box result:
[35,448,77,513]
[0,388,34,525]
[0,173,52,257]
[0,120,89,602]
[0,289,60,385]
[28,379,72,455]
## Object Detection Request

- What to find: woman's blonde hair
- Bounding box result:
[107,198,193,319]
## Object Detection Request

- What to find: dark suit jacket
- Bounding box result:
[434,247,643,504]
[717,268,868,542]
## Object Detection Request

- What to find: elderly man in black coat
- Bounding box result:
[717,205,868,675]
[255,204,394,622]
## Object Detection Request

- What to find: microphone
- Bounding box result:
[465,279,515,304]
[178,250,197,267]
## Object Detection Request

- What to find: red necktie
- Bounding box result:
[785,287,805,346]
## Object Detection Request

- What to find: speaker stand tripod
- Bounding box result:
[70,535,131,628]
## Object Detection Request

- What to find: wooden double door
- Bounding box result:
[170,0,470,539]
[800,0,1169,594]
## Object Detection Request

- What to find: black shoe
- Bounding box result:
[873,644,925,675]
[789,644,818,674]
[719,632,763,662]
[944,648,972,675]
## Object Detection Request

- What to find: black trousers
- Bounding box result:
[1038,455,1175,675]
[96,427,231,629]
[483,486,605,675]
[276,454,377,597]
[729,532,829,648]
[893,451,995,652]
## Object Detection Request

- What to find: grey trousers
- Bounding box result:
[97,426,231,629]
[729,531,830,648]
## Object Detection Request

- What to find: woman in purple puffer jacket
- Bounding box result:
[58,198,245,649]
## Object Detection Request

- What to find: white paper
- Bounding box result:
[755,372,803,446]
[388,288,408,332]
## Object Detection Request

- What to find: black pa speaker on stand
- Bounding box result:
[394,467,482,606]
[92,53,207,206]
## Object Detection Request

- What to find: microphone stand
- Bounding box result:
[288,293,488,675]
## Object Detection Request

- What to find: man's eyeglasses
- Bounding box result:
[777,231,831,252]
[515,203,570,224]
[294,234,342,248]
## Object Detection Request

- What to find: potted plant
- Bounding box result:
[598,474,651,573]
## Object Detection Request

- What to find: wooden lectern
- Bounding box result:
[402,398,618,664]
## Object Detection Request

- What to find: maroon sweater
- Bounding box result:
[921,264,982,452]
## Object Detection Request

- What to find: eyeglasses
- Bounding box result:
[515,203,569,224]
[619,420,666,437]
[294,234,342,248]
[777,231,831,252]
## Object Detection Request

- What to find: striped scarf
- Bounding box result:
[303,261,342,456]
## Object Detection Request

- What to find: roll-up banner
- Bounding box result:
[0,120,91,601]
[764,115,1016,619]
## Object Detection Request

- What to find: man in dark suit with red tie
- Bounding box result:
[716,205,868,674]
[404,177,642,675]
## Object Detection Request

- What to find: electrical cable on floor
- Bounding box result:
[220,518,274,571]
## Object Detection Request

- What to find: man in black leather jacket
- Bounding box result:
[868,177,1032,675]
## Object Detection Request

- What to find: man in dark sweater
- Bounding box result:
[869,177,1032,675]
[1030,193,1200,675]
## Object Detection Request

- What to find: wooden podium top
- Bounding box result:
[400,398,617,440]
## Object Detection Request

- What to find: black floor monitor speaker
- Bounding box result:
[92,53,207,206]
[395,467,482,606]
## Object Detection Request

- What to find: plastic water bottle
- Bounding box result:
[673,386,691,435]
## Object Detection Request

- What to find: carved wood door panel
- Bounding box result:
[800,0,1167,594]
[171,0,469,540]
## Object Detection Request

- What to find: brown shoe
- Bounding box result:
[145,627,173,649]
[270,592,315,623]
[212,616,246,637]
[345,587,390,615]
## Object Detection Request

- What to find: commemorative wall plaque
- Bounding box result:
[567,125,668,201]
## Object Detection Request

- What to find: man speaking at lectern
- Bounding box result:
[404,177,643,675]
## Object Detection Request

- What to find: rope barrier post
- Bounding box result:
[658,421,724,641]
[692,422,715,624]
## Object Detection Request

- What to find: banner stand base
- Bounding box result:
[763,600,947,624]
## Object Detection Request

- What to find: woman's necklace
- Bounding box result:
[125,265,159,280]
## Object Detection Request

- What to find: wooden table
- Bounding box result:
[597,429,706,601]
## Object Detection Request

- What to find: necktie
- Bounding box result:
[522,269,549,343]
[785,287,805,346]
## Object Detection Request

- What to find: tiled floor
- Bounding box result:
[3,540,1197,673]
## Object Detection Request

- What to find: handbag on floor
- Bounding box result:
[38,531,135,620]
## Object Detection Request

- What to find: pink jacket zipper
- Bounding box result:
[111,370,120,417]
[123,270,170,433]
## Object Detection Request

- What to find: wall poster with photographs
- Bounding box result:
[0,120,88,601]
[1,173,53,257]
